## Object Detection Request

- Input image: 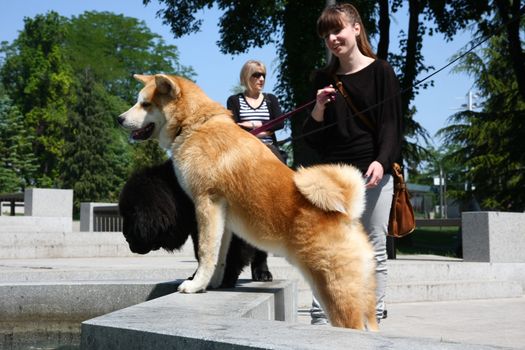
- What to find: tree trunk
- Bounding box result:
[377,0,390,59]
[400,0,423,118]
[494,0,525,102]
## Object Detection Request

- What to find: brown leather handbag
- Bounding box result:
[333,75,416,237]
[388,162,416,237]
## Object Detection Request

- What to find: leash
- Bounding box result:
[250,99,316,136]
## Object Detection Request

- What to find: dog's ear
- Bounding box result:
[134,74,154,85]
[155,74,180,97]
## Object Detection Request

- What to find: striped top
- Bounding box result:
[238,95,273,144]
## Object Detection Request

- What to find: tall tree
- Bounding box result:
[61,69,125,211]
[1,12,75,186]
[65,11,194,170]
[1,11,194,191]
[0,93,38,192]
[66,11,195,103]
[437,23,525,210]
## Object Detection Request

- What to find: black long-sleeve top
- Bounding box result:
[303,59,402,174]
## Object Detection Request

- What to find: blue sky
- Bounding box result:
[1,1,476,146]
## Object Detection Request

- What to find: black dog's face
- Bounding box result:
[121,215,161,254]
[118,160,196,256]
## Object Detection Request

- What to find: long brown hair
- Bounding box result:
[317,3,376,74]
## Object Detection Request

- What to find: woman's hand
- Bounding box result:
[311,85,336,122]
[238,120,263,129]
[365,161,384,189]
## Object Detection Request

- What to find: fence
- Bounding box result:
[0,192,24,216]
[92,205,122,232]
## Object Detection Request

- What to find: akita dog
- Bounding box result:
[118,74,378,330]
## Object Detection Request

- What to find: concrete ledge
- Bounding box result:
[80,282,500,350]
[1,280,296,349]
[0,231,174,258]
[0,217,72,233]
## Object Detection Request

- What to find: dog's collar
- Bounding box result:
[175,126,182,138]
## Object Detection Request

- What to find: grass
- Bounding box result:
[395,226,462,258]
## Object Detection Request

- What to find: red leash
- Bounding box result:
[249,99,317,136]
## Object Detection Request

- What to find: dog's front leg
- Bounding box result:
[178,195,226,293]
[208,229,233,288]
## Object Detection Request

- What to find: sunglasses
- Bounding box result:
[251,72,266,79]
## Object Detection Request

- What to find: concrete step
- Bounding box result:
[0,217,72,233]
[0,231,191,258]
[1,232,523,305]
[387,280,523,303]
[266,257,525,304]
[1,256,523,307]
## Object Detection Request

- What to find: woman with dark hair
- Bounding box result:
[304,3,403,325]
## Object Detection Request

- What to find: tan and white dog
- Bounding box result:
[118,74,378,330]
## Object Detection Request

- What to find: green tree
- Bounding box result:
[65,11,194,169]
[66,11,195,103]
[0,12,75,187]
[60,69,130,212]
[0,93,37,192]
[1,11,194,191]
[437,22,525,210]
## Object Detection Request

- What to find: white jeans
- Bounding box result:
[311,174,393,324]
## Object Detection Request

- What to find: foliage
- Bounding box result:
[1,12,75,187]
[65,11,193,172]
[0,92,38,192]
[60,69,130,211]
[65,11,195,104]
[0,11,193,203]
[437,26,525,211]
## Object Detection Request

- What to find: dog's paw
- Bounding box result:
[252,268,273,282]
[178,279,206,293]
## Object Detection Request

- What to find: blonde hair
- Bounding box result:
[317,3,376,74]
[239,60,267,93]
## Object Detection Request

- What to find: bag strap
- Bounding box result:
[332,75,405,175]
[332,74,376,132]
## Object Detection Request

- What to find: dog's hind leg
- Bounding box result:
[315,279,366,330]
[365,285,379,331]
[305,260,368,330]
[251,250,273,282]
[178,196,227,293]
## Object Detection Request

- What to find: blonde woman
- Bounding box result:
[227,60,284,149]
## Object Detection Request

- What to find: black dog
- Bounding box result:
[118,160,272,287]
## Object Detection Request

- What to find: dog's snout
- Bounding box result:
[117,115,125,125]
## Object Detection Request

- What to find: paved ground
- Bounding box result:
[2,253,524,349]
[298,297,525,349]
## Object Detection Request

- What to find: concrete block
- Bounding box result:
[463,212,525,262]
[24,188,73,218]
[80,280,499,350]
[80,202,116,232]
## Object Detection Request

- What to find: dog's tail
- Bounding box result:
[293,164,366,220]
